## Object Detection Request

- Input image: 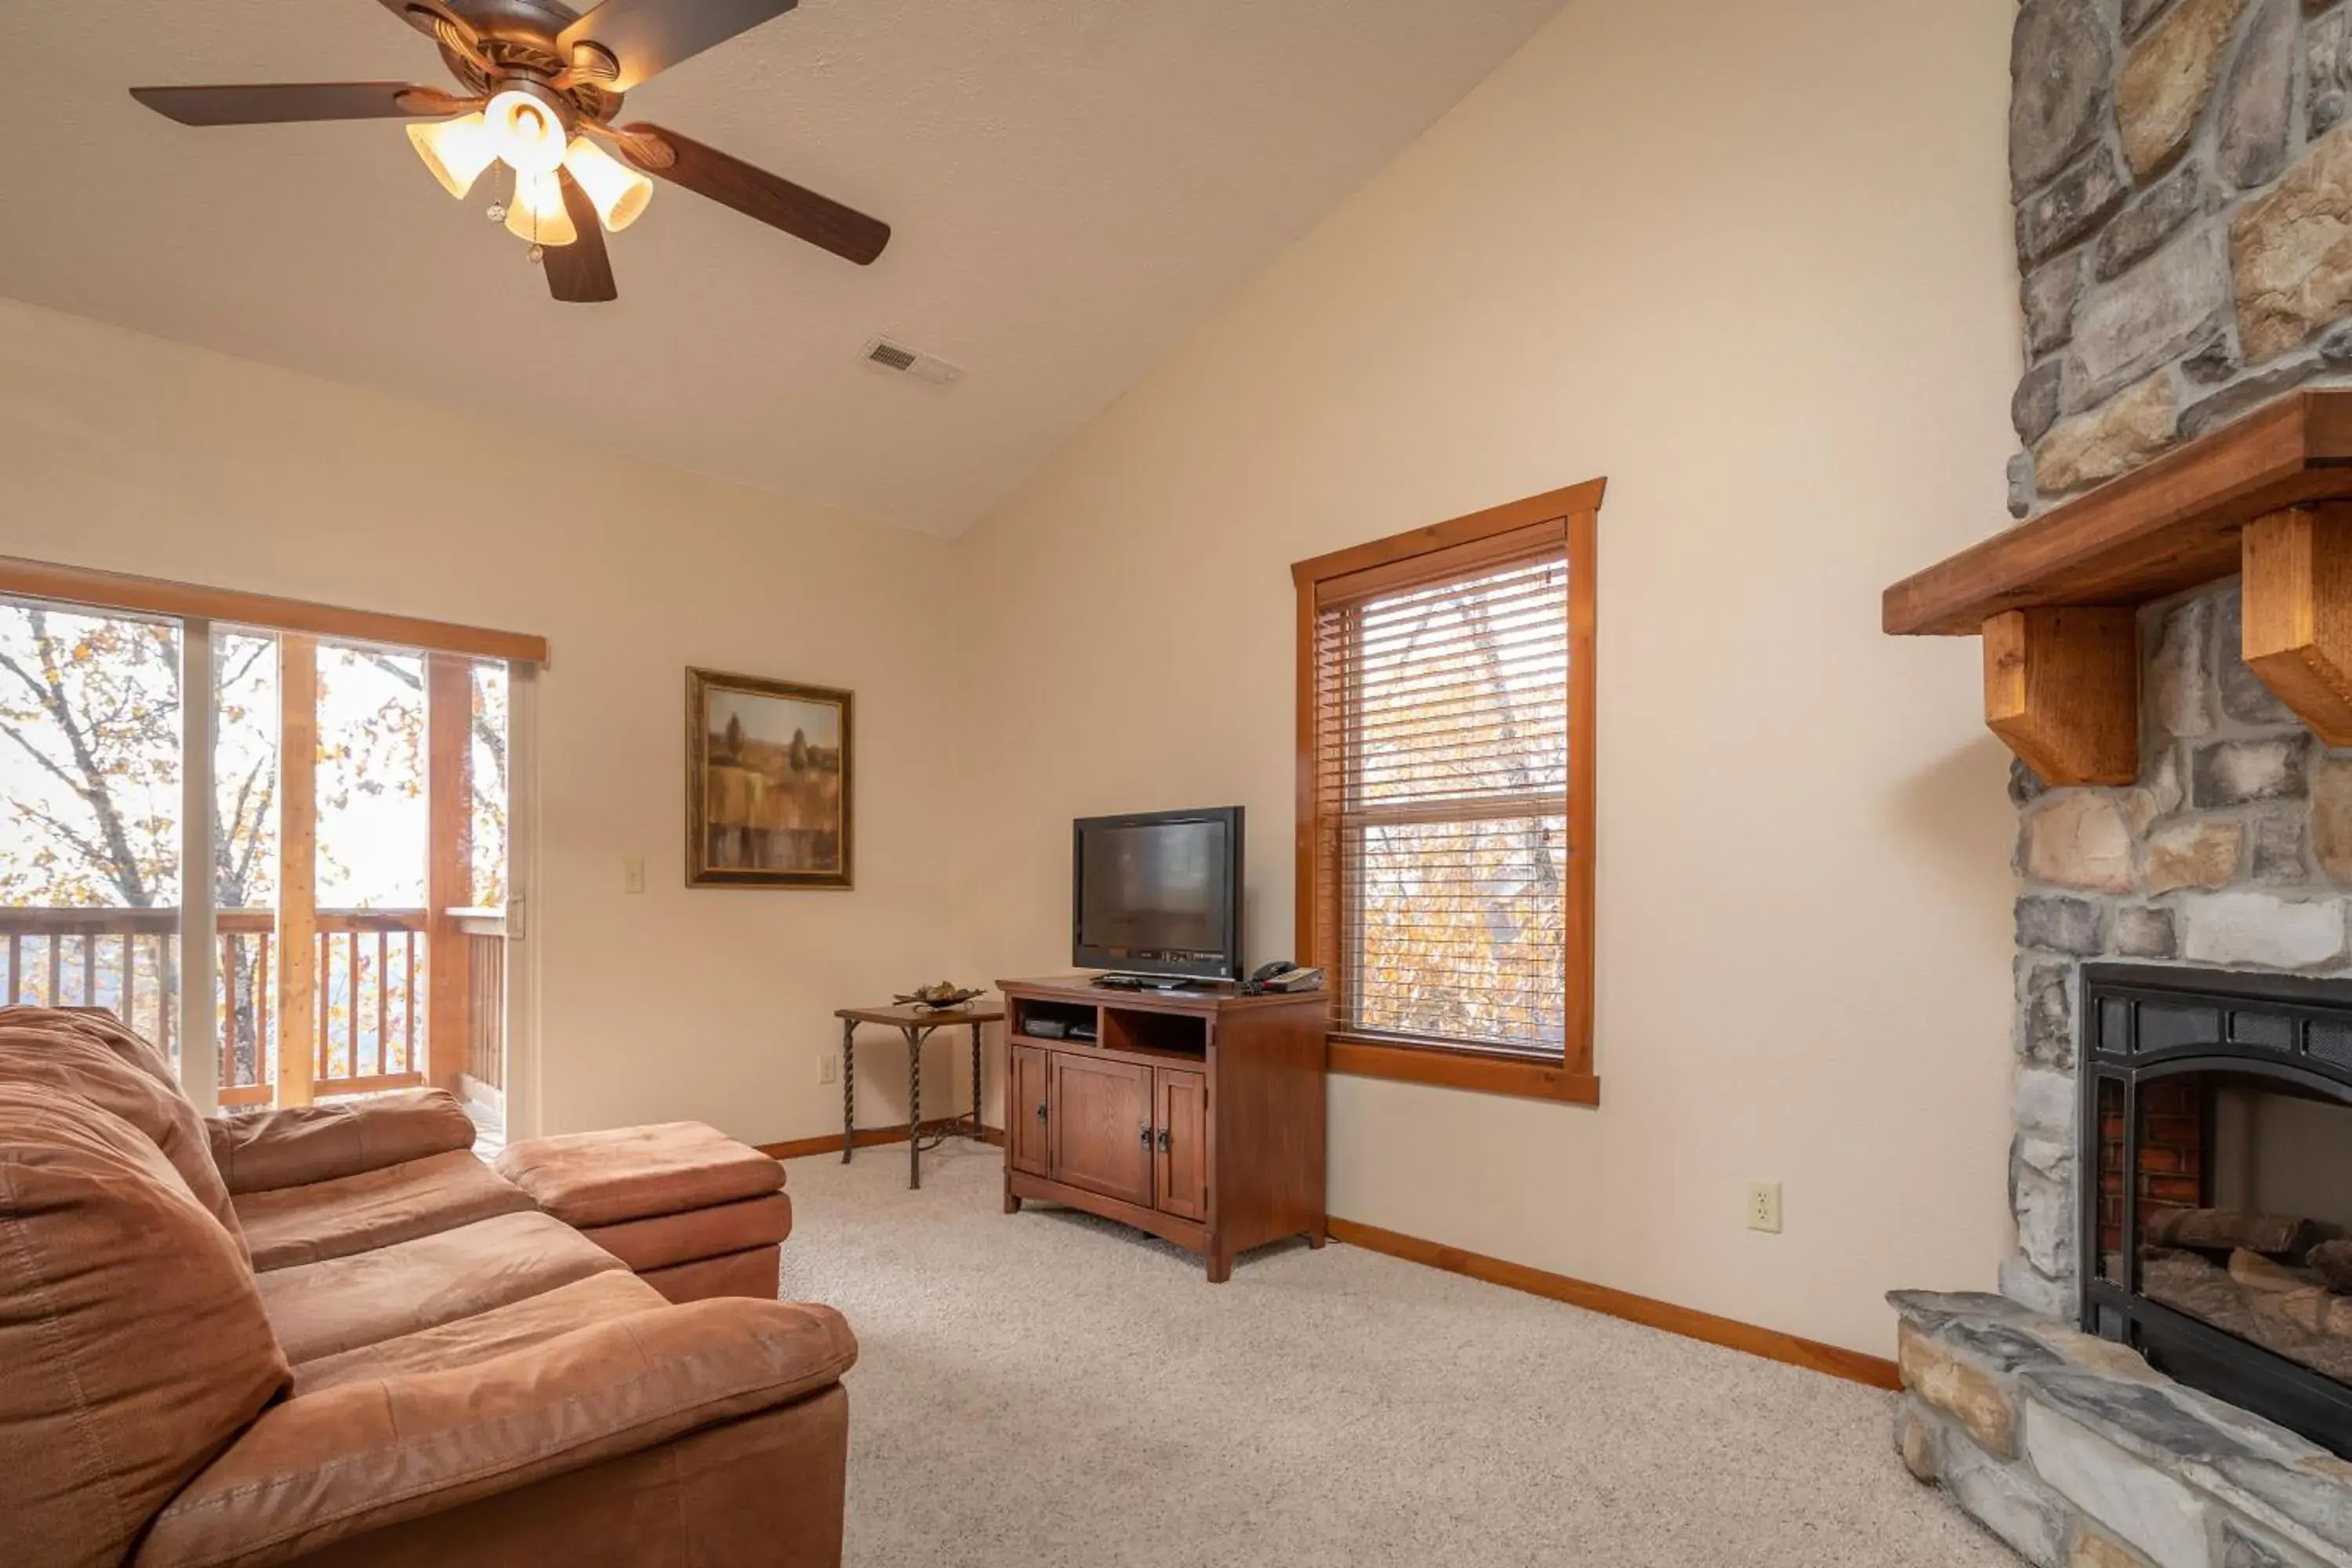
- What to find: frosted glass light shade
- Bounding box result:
[505,169,579,247]
[563,137,653,232]
[485,88,567,176]
[407,113,497,198]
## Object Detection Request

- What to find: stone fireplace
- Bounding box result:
[1882,0,2352,1559]
[1997,579,2352,1333]
[1882,583,2352,1567]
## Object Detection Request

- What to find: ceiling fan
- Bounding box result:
[129,0,891,303]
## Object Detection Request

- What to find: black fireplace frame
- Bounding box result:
[2078,963,2352,1457]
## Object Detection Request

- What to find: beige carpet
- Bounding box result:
[779,1142,2012,1567]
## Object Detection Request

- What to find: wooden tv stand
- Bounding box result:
[996,975,1327,1283]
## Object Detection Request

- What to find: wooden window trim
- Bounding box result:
[1293,479,1602,1106]
[0,555,549,665]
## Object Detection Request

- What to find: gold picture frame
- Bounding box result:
[685,668,854,889]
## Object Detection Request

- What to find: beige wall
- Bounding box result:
[2,0,2034,1356]
[953,0,2027,1355]
[0,296,960,1147]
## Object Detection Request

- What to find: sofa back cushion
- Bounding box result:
[0,1007,245,1252]
[0,1084,291,1568]
[207,1087,477,1196]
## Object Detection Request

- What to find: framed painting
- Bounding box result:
[685,668,854,889]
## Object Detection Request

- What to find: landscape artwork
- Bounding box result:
[686,668,853,888]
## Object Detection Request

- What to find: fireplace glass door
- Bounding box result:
[2084,965,2352,1456]
[2103,1069,2352,1384]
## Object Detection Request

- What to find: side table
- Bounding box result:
[833,1003,1005,1189]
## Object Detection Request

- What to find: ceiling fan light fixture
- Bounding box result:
[405,111,497,198]
[563,137,653,232]
[484,85,568,176]
[505,169,579,248]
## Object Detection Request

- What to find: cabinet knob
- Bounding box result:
[1036,1102,1047,1123]
[1138,1122,1153,1147]
[1156,1127,1171,1152]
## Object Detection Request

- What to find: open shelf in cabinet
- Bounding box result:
[1101,1007,1207,1059]
[1011,997,1098,1044]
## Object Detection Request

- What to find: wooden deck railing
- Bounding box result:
[454,909,506,1094]
[0,906,434,1108]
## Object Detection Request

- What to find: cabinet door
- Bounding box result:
[1009,1044,1049,1178]
[1154,1067,1208,1221]
[1047,1052,1155,1207]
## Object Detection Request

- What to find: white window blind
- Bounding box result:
[1312,549,1571,1058]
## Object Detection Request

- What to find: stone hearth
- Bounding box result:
[1893,1292,2352,1567]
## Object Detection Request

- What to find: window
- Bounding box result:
[1293,481,1600,1104]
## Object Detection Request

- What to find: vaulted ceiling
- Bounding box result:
[0,0,1565,535]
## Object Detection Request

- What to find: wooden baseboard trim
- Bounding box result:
[760,1122,1004,1162]
[1326,1216,1900,1391]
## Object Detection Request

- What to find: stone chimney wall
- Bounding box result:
[2009,0,2352,515]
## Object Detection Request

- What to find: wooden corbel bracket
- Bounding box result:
[1982,608,2139,786]
[2241,506,2352,746]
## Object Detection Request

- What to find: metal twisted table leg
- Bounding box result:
[906,1023,922,1190]
[841,1018,856,1163]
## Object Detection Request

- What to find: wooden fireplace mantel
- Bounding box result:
[1884,390,2352,785]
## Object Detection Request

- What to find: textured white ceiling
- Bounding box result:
[0,0,1566,535]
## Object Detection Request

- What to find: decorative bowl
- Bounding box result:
[894,983,984,1011]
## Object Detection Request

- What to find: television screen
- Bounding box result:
[1073,808,1243,979]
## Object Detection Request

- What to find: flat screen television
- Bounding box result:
[1072,807,1243,982]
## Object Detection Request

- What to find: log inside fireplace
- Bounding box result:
[2141,1241,2352,1385]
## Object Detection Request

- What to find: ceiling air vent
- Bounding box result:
[860,336,963,387]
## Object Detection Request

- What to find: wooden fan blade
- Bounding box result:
[560,0,798,93]
[129,83,444,126]
[543,169,619,304]
[616,123,890,266]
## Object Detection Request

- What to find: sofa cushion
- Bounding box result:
[0,1007,244,1250]
[257,1208,630,1364]
[644,1243,784,1305]
[198,1388,850,1568]
[234,1148,539,1271]
[136,1299,858,1568]
[0,1083,291,1568]
[292,1270,670,1396]
[496,1121,784,1228]
[582,1189,794,1273]
[208,1087,477,1196]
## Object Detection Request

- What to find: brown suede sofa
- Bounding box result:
[0,1007,854,1568]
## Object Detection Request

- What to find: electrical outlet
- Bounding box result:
[819,1053,838,1086]
[622,856,647,895]
[1747,1181,1784,1234]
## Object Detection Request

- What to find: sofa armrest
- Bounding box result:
[206,1088,476,1194]
[136,1298,857,1568]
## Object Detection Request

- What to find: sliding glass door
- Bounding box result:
[0,595,511,1117]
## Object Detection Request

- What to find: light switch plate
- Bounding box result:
[623,856,646,895]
